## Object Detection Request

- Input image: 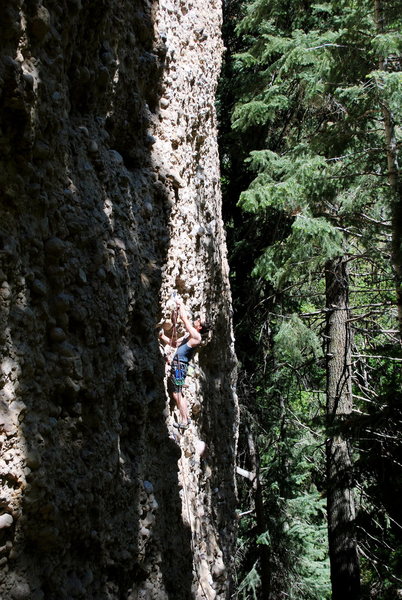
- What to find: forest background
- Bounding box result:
[217,0,402,599]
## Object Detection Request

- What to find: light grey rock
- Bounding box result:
[78,126,89,137]
[0,282,12,300]
[25,452,42,471]
[88,140,99,154]
[49,327,67,342]
[10,581,31,599]
[0,514,13,529]
[0,0,238,598]
[45,237,66,257]
[143,480,154,495]
[31,279,47,296]
[30,6,50,41]
[109,149,124,165]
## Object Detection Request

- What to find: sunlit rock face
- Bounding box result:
[0,1,238,599]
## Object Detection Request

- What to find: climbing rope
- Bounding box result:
[171,300,178,344]
[171,304,185,386]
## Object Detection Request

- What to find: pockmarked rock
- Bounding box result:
[0,0,238,598]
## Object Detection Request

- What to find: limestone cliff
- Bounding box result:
[0,1,238,599]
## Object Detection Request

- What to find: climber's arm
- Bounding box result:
[159,331,172,345]
[176,299,201,344]
[159,330,185,347]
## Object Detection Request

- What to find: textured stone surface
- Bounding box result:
[0,0,238,598]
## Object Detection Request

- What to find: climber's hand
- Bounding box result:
[159,330,171,345]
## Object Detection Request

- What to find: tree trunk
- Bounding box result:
[374,0,402,341]
[325,257,361,600]
[245,426,271,599]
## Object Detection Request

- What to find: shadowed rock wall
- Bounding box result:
[0,1,238,599]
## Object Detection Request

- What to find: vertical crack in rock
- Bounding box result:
[0,1,238,599]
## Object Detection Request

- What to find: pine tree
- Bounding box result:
[219,0,402,597]
[325,257,360,599]
[373,0,402,339]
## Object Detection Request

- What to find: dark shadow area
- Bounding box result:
[197,272,239,598]
[0,0,193,598]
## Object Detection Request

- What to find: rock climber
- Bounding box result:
[159,297,211,430]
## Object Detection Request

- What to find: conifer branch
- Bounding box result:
[356,526,395,551]
[350,288,394,293]
[335,226,363,237]
[352,394,376,404]
[286,407,322,438]
[305,43,351,51]
[237,509,255,518]
[329,171,388,179]
[366,428,402,440]
[236,466,256,481]
[351,353,402,362]
[351,380,378,398]
[325,147,383,162]
[300,301,395,318]
[358,212,393,228]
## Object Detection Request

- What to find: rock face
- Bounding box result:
[0,1,238,599]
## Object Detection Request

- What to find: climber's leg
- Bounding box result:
[168,361,191,428]
[172,389,190,427]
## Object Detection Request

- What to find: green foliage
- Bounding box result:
[286,492,331,600]
[237,149,337,220]
[259,412,330,600]
[371,33,402,57]
[232,92,290,130]
[253,216,344,289]
[369,70,402,115]
[219,0,402,597]
[273,314,323,366]
[238,562,261,600]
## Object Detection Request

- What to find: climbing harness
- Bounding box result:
[173,361,186,387]
[173,418,191,431]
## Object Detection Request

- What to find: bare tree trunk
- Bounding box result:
[374,0,402,341]
[325,257,361,600]
[245,425,271,599]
